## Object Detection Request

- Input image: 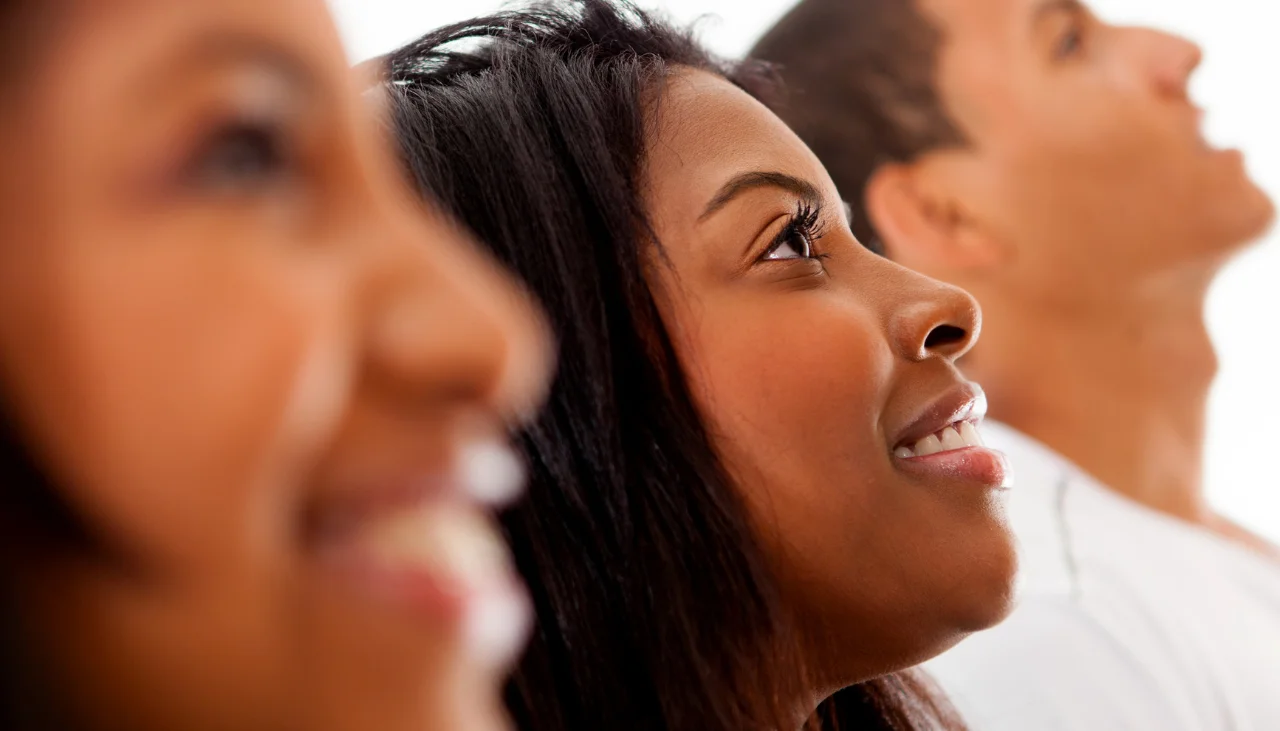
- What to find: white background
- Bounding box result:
[329,0,1280,542]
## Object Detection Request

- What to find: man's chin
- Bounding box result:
[1240,181,1276,242]
[1221,185,1274,253]
[1190,166,1276,261]
[1215,151,1275,246]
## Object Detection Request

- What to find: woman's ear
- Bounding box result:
[864,160,1004,274]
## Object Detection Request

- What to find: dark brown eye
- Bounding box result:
[764,226,813,261]
[762,202,824,261]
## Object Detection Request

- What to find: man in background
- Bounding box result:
[753,1,1280,729]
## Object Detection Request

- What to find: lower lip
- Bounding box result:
[893,446,1011,489]
[326,558,532,668]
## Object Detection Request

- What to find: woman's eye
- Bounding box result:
[185,121,292,193]
[764,232,812,261]
[760,202,825,264]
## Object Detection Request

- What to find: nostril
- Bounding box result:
[925,324,968,352]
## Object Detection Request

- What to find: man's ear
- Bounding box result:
[863,159,1004,273]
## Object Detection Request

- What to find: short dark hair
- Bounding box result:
[749,0,966,254]
[385,1,962,729]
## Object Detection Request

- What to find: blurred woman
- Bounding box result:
[385,1,1017,729]
[0,1,550,730]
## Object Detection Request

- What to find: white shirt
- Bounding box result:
[926,422,1280,731]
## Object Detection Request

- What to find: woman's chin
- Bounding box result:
[947,541,1021,636]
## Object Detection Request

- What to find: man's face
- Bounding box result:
[923,0,1273,292]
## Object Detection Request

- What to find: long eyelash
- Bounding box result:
[771,201,827,258]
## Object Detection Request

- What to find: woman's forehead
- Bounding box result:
[44,0,349,92]
[646,70,832,217]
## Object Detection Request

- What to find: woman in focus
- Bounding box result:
[385,1,1018,728]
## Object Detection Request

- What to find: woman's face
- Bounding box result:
[0,2,550,730]
[645,69,1017,686]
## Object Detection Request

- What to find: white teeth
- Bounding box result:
[914,434,943,457]
[465,586,532,667]
[361,502,513,587]
[895,421,987,459]
[460,441,525,506]
[939,426,966,451]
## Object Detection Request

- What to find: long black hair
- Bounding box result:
[384,1,964,728]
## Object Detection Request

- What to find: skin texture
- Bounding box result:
[867,0,1276,533]
[645,70,1019,697]
[0,1,551,730]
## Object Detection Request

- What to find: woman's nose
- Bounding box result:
[365,206,553,424]
[889,273,981,364]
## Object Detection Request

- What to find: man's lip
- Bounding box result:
[892,382,988,451]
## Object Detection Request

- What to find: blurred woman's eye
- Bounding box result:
[762,202,826,262]
[183,119,294,193]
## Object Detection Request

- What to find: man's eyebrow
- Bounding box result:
[1032,0,1085,27]
[699,171,822,222]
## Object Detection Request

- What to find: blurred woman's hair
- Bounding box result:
[0,402,88,731]
[384,1,963,728]
[1,3,99,727]
[0,0,52,87]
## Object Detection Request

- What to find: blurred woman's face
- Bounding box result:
[644,69,1017,687]
[0,2,550,731]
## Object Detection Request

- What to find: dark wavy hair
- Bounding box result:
[384,1,964,728]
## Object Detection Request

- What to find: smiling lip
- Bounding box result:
[304,439,531,668]
[893,382,987,450]
[895,446,1011,489]
[890,383,1011,489]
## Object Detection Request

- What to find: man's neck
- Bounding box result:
[965,265,1220,524]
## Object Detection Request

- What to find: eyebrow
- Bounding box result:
[1032,0,1084,26]
[698,171,823,223]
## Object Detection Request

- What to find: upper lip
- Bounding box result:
[891,382,988,451]
[301,438,524,546]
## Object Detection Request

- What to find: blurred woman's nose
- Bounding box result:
[888,272,981,363]
[365,207,553,423]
